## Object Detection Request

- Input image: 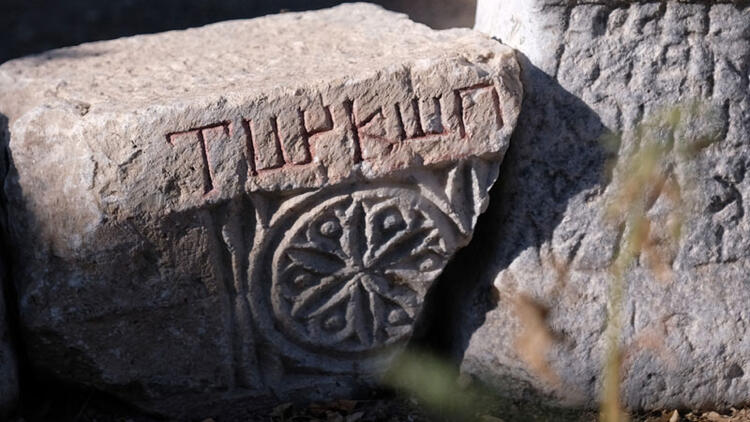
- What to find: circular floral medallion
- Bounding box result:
[260,186,456,357]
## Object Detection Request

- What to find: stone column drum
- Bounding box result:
[0,3,521,418]
[461,0,750,412]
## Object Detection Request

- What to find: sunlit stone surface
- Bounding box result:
[460,0,750,411]
[0,3,521,418]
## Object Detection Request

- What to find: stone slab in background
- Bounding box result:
[460,0,750,411]
[377,0,476,28]
[0,3,521,418]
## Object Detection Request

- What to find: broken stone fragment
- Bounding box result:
[0,3,521,418]
[460,0,750,412]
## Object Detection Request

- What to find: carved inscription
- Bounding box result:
[245,105,333,174]
[166,121,232,195]
[166,84,502,191]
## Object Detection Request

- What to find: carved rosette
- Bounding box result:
[248,158,498,373]
[273,188,454,353]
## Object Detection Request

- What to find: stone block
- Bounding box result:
[0,3,521,418]
[462,0,750,411]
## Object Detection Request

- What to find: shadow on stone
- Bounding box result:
[0,112,21,420]
[1,111,162,422]
[412,53,613,403]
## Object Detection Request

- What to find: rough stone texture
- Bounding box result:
[0,3,521,418]
[0,0,477,64]
[460,0,750,412]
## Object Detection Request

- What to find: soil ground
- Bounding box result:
[15,388,750,422]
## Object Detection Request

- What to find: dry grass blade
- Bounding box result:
[599,101,723,422]
[513,294,561,388]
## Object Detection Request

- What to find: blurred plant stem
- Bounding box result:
[383,102,722,422]
[599,101,721,422]
[383,349,484,420]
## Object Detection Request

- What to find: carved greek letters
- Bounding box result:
[246,105,333,174]
[458,84,503,138]
[419,97,444,135]
[166,121,231,195]
[1,2,525,412]
[247,117,285,172]
[165,84,503,193]
[304,104,334,135]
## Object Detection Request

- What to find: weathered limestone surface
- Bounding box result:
[459,0,750,411]
[0,3,521,418]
